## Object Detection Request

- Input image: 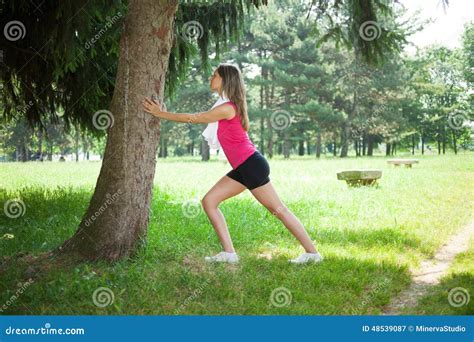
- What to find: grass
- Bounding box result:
[402,236,474,315]
[0,152,473,315]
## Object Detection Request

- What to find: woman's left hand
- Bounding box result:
[142,97,163,117]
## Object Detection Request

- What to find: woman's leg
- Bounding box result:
[201,175,247,253]
[250,181,318,253]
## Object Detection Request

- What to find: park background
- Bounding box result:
[0,0,473,315]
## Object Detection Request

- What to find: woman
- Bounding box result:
[142,63,323,265]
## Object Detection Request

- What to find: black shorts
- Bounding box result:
[226,150,270,190]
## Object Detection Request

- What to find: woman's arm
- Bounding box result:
[142,98,235,124]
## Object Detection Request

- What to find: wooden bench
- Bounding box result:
[337,170,382,187]
[387,159,419,168]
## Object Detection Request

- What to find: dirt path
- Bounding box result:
[381,219,474,315]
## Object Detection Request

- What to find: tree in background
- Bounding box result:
[0,0,442,263]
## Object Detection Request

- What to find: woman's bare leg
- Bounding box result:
[250,181,318,253]
[201,175,247,253]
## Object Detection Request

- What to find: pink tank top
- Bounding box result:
[217,101,257,169]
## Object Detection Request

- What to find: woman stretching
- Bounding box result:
[142,63,323,265]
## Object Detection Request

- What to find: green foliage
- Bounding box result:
[0,153,473,314]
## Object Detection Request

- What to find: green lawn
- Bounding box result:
[402,236,474,315]
[1,152,473,315]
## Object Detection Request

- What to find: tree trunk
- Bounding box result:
[367,135,373,156]
[298,139,304,156]
[21,142,28,162]
[362,134,366,156]
[55,0,179,262]
[74,129,80,162]
[283,130,290,158]
[340,91,357,158]
[411,135,415,155]
[339,123,350,157]
[159,128,169,158]
[266,116,274,158]
[333,139,337,157]
[37,129,43,161]
[82,135,90,161]
[316,131,321,158]
[385,143,391,156]
[452,130,458,155]
[421,135,425,155]
[201,138,210,161]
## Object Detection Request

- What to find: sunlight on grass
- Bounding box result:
[0,153,473,314]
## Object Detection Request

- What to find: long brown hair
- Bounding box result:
[216,63,250,131]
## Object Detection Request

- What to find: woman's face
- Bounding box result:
[209,69,223,93]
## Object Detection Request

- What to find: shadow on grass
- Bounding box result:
[0,249,411,315]
[0,186,428,315]
[402,273,474,315]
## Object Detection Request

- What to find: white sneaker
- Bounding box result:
[289,252,323,264]
[204,251,240,264]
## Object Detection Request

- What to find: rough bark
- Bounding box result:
[55,0,179,262]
